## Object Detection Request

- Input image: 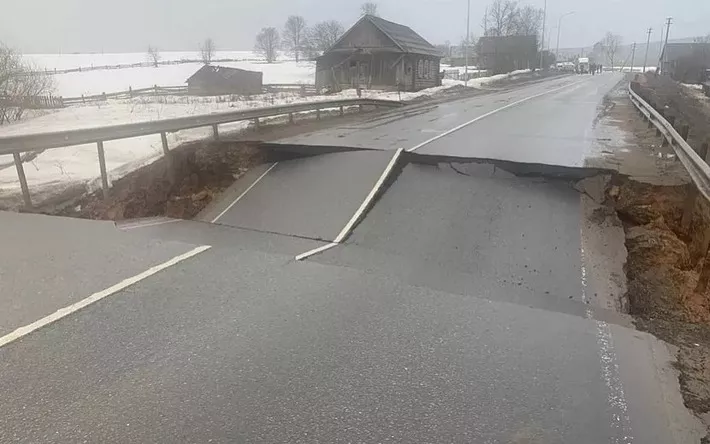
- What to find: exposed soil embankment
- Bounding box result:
[55,140,266,220]
[607,175,710,436]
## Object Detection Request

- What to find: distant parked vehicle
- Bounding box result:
[577,58,590,74]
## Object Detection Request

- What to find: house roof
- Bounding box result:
[325,15,442,58]
[185,64,259,83]
[661,43,710,62]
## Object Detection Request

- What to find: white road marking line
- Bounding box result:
[580,241,633,442]
[211,163,279,223]
[407,80,584,152]
[295,148,405,261]
[295,242,339,261]
[0,245,212,349]
[333,148,404,243]
[120,218,181,230]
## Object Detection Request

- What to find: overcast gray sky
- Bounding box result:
[1,0,708,53]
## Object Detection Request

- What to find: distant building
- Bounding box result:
[315,15,443,92]
[660,43,710,83]
[477,36,538,74]
[186,65,263,96]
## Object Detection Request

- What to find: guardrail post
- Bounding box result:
[316,108,321,120]
[680,124,690,143]
[700,141,710,162]
[681,184,698,234]
[359,104,364,113]
[96,141,110,200]
[662,114,675,147]
[212,124,220,141]
[289,113,294,124]
[13,153,32,208]
[339,106,344,116]
[160,132,169,155]
[160,132,175,184]
[253,117,260,130]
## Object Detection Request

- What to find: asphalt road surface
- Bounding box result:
[0,73,704,443]
[281,73,622,166]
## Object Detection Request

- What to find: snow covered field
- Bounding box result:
[1,52,534,204]
[49,61,316,97]
[25,51,263,71]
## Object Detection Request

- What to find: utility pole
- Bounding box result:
[630,42,636,73]
[556,12,575,64]
[642,27,652,73]
[539,0,547,70]
[464,0,470,87]
[659,17,672,73]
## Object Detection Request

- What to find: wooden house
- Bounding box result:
[477,36,538,74]
[186,65,263,96]
[315,15,443,92]
[660,43,710,83]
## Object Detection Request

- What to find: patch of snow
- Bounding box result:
[682,83,705,91]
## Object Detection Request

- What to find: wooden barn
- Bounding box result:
[315,15,443,92]
[186,65,263,96]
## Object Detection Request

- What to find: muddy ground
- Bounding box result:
[52,140,266,220]
[634,73,710,150]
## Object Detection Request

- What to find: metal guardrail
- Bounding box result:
[627,83,710,203]
[1,97,403,207]
[628,82,710,293]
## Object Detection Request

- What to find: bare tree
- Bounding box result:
[283,16,307,62]
[0,43,54,124]
[146,45,161,67]
[361,2,378,16]
[514,5,543,37]
[310,20,345,53]
[200,38,216,65]
[255,28,280,63]
[601,32,622,71]
[485,0,519,37]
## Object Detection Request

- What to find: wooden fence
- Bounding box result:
[2,84,319,110]
[0,94,65,109]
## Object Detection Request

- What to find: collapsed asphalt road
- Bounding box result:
[0,73,704,443]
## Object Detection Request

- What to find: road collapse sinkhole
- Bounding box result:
[39,140,710,329]
[603,174,710,426]
[26,138,710,435]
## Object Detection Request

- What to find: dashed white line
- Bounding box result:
[211,162,279,223]
[0,245,212,349]
[407,79,584,152]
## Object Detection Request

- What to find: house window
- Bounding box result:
[429,61,437,79]
[417,60,424,79]
[424,60,430,79]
